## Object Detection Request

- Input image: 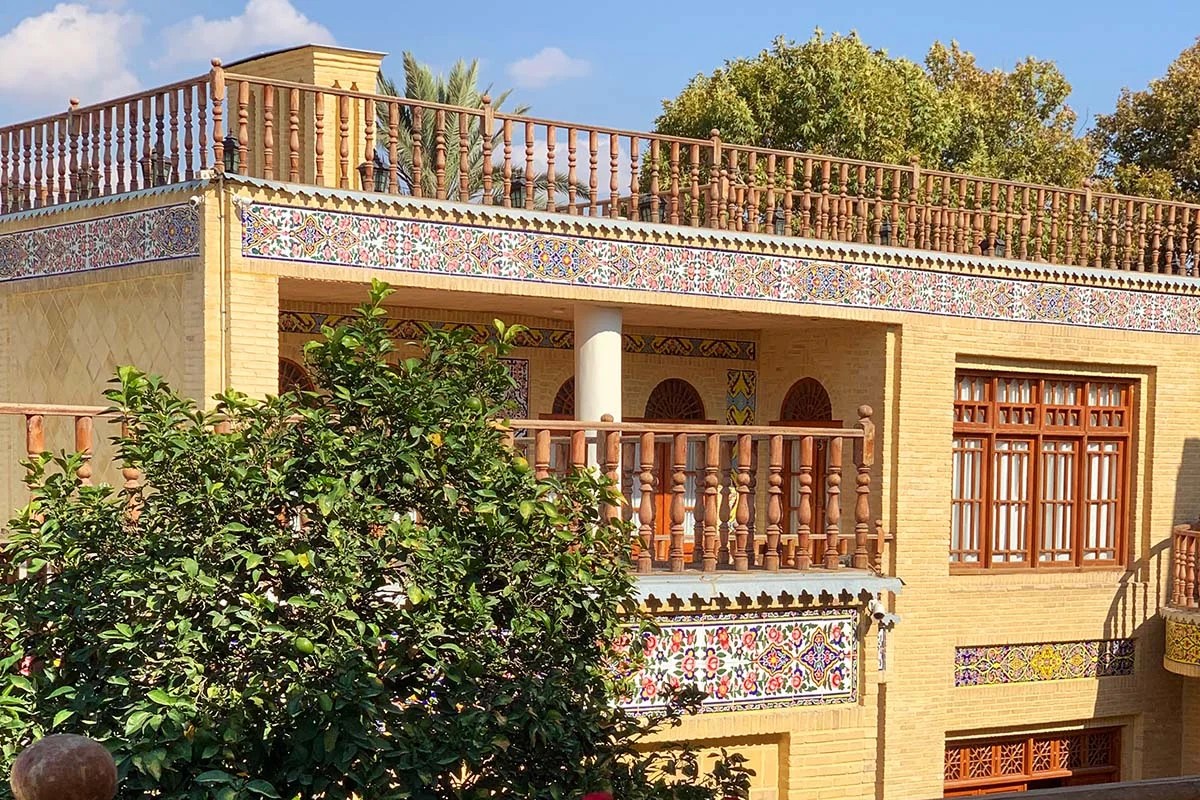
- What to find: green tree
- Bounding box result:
[1091,37,1200,200]
[655,31,1096,186]
[0,282,749,800]
[376,54,580,207]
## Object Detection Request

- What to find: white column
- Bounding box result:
[574,304,622,422]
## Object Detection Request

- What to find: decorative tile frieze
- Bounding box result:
[623,609,857,714]
[278,310,756,361]
[0,204,200,281]
[954,640,1135,686]
[726,369,757,425]
[245,202,1200,335]
[1165,616,1200,667]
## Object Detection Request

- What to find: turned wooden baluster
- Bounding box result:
[854,406,875,569]
[1172,528,1188,607]
[197,81,208,171]
[502,118,513,206]
[765,434,783,571]
[701,433,720,573]
[434,109,447,200]
[480,97,493,204]
[602,417,621,522]
[628,135,639,221]
[458,111,471,200]
[608,134,620,219]
[288,88,301,183]
[386,102,400,193]
[75,416,94,486]
[1188,533,1198,608]
[263,84,275,178]
[1151,204,1164,272]
[139,94,153,186]
[182,88,193,180]
[669,432,687,572]
[210,60,225,175]
[796,435,814,570]
[649,139,661,222]
[638,431,656,573]
[33,123,45,208]
[168,91,179,182]
[1166,205,1179,273]
[101,107,113,195]
[824,436,844,569]
[236,81,250,177]
[25,414,44,461]
[570,429,587,472]
[733,433,752,571]
[411,106,423,196]
[313,90,325,185]
[337,92,350,188]
[363,96,376,190]
[65,101,80,200]
[718,440,733,566]
[688,142,701,226]
[534,429,551,481]
[0,131,8,213]
[545,126,556,212]
[666,141,680,224]
[525,121,537,210]
[566,126,578,214]
[707,129,722,228]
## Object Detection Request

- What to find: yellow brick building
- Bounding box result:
[2,45,1200,800]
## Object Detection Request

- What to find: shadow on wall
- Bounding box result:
[1089,437,1200,781]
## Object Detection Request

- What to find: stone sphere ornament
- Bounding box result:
[9,734,117,800]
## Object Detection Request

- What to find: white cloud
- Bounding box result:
[0,3,143,115]
[158,0,334,68]
[506,47,590,90]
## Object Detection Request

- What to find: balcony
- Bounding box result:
[1164,524,1200,676]
[1,47,1198,277]
[1,403,893,602]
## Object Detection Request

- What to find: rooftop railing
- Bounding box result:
[3,60,1198,276]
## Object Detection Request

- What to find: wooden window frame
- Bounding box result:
[951,371,1133,572]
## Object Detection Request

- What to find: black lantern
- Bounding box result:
[880,218,893,246]
[773,207,787,235]
[222,134,239,174]
[510,181,526,209]
[358,151,390,193]
[993,234,1006,258]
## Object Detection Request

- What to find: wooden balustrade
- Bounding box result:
[1171,524,1200,609]
[0,76,211,214]
[6,62,1198,276]
[509,411,888,575]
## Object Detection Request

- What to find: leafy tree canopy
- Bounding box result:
[1091,36,1200,201]
[0,282,748,800]
[655,31,1097,187]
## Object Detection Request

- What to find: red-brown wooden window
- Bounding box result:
[944,728,1120,796]
[951,372,1132,569]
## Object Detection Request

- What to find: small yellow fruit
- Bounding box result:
[293,636,315,655]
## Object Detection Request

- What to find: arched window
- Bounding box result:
[279,358,315,395]
[779,377,833,422]
[552,377,575,417]
[644,378,705,421]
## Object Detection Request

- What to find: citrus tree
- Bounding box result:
[0,281,749,800]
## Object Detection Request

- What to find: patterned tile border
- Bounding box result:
[279,311,756,361]
[1165,616,1200,667]
[244,202,1200,335]
[954,639,1135,686]
[0,204,200,281]
[622,609,857,714]
[726,368,757,425]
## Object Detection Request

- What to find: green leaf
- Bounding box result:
[194,770,235,785]
[246,779,281,798]
[147,689,177,706]
[52,709,74,728]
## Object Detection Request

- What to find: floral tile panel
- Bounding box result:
[625,609,858,714]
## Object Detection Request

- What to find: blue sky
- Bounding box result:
[1,0,1198,136]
